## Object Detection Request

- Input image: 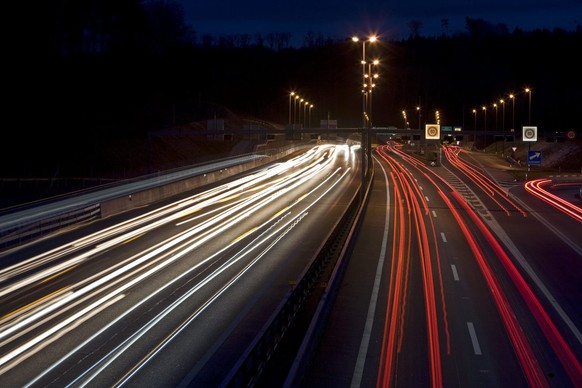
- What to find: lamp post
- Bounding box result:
[499,99,505,156]
[500,99,506,155]
[417,106,421,130]
[294,95,300,125]
[525,87,532,125]
[288,92,295,127]
[402,110,407,128]
[472,109,477,130]
[493,103,498,130]
[367,60,379,127]
[352,35,377,128]
[500,99,505,131]
[509,94,515,132]
[304,101,309,127]
[309,104,314,127]
[352,35,378,199]
[472,108,477,144]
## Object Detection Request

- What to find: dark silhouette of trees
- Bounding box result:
[465,17,511,37]
[3,0,581,180]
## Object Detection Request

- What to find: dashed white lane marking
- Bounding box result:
[440,232,447,243]
[432,210,437,217]
[425,196,430,202]
[467,322,482,355]
[451,264,459,281]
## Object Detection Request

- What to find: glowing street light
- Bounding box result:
[352,35,378,128]
[367,60,380,127]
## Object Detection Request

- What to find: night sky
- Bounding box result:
[179,0,581,43]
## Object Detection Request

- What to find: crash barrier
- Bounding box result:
[0,203,101,250]
[0,143,313,252]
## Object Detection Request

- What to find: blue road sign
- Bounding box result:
[528,150,542,165]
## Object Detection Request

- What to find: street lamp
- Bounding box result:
[472,109,477,130]
[493,103,498,130]
[525,87,532,125]
[499,99,505,131]
[402,110,407,128]
[304,101,309,127]
[367,60,379,127]
[482,106,487,131]
[509,93,515,132]
[294,95,300,125]
[288,92,295,126]
[352,35,378,128]
[309,104,314,127]
[299,98,304,127]
[417,106,421,130]
[500,99,506,154]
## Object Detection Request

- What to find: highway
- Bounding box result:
[0,144,362,387]
[301,142,582,387]
[1,141,581,387]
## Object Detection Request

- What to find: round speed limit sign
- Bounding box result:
[427,126,438,137]
[524,128,535,139]
[522,126,537,141]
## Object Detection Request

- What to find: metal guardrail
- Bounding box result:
[0,147,304,252]
[0,203,101,249]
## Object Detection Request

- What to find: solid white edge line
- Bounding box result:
[351,157,391,388]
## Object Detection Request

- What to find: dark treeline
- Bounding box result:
[4,0,581,178]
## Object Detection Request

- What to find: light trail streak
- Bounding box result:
[0,292,126,375]
[375,147,446,388]
[379,143,581,386]
[67,164,353,387]
[0,144,355,384]
[442,146,526,216]
[114,212,310,387]
[524,178,582,222]
[0,146,337,288]
[452,191,582,385]
[443,191,549,387]
[0,146,337,299]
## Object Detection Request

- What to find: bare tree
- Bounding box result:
[408,20,423,38]
[254,33,264,47]
[441,19,449,36]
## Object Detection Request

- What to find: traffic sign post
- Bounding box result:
[526,150,542,181]
[528,150,542,166]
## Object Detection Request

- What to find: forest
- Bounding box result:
[3,0,581,179]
